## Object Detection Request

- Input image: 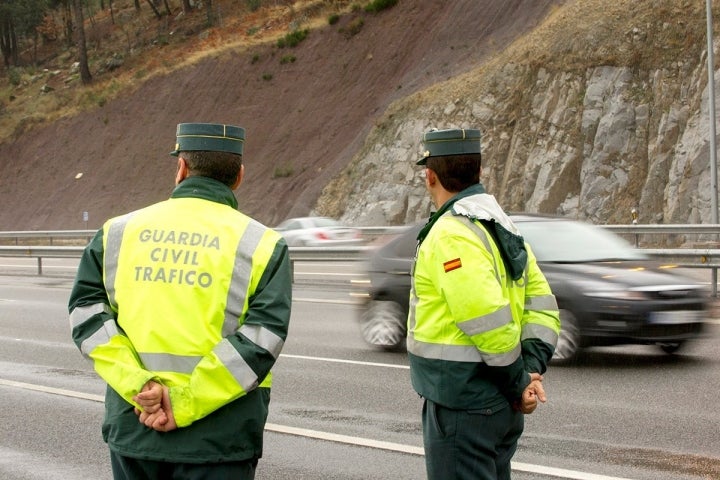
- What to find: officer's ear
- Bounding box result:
[425,168,437,187]
[231,164,245,190]
[175,157,189,185]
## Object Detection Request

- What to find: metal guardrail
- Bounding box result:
[0,245,86,275]
[2,227,720,291]
[0,244,376,277]
[3,243,718,264]
[0,230,95,245]
[641,248,720,265]
[604,224,720,234]
[0,228,407,244]
[1,224,718,241]
[0,246,87,257]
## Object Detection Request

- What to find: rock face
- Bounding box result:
[317,0,720,229]
[0,0,714,232]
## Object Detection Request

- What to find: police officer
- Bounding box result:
[69,123,292,479]
[407,128,560,480]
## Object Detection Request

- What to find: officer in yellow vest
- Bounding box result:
[69,123,292,479]
[407,128,560,480]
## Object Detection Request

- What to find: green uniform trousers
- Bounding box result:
[422,398,524,480]
[110,451,258,480]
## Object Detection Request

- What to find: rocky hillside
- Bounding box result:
[1,0,717,233]
[0,0,562,230]
[318,0,719,231]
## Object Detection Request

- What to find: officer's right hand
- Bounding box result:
[133,380,164,414]
[137,386,177,432]
[519,379,546,414]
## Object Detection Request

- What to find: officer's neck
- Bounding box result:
[431,188,457,210]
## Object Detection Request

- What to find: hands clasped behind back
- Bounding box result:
[519,373,547,414]
[133,380,178,432]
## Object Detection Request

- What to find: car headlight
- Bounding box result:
[584,290,649,301]
[574,280,649,301]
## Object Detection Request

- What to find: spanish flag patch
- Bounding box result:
[443,257,462,272]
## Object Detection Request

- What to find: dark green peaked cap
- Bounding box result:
[170,123,245,156]
[417,128,482,165]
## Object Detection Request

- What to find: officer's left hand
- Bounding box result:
[137,386,178,432]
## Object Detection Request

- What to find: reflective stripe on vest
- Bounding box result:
[69,302,113,330]
[80,318,119,357]
[105,213,135,309]
[456,304,513,336]
[522,294,559,344]
[69,302,118,358]
[525,294,558,311]
[407,260,419,345]
[222,220,263,337]
[215,339,259,392]
[139,352,202,374]
[239,324,284,359]
[408,335,521,367]
[521,322,559,344]
[137,323,285,374]
[454,215,501,284]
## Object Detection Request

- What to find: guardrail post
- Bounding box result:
[37,257,43,275]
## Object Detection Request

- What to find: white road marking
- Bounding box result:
[0,336,75,349]
[280,353,409,369]
[0,378,104,402]
[510,463,636,480]
[0,377,639,480]
[265,423,423,455]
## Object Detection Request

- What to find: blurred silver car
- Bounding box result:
[275,216,363,247]
[355,215,710,362]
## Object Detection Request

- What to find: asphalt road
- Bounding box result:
[1,262,719,479]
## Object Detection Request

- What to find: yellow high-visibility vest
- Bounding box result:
[408,213,559,366]
[95,197,283,426]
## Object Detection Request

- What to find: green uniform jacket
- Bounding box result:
[68,176,292,463]
[408,184,559,411]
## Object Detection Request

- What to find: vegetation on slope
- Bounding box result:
[0,0,400,143]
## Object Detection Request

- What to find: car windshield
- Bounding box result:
[517,219,647,262]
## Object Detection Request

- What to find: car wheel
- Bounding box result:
[658,341,684,354]
[360,300,407,350]
[552,309,581,363]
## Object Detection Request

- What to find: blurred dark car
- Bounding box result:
[275,216,363,247]
[355,215,709,362]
